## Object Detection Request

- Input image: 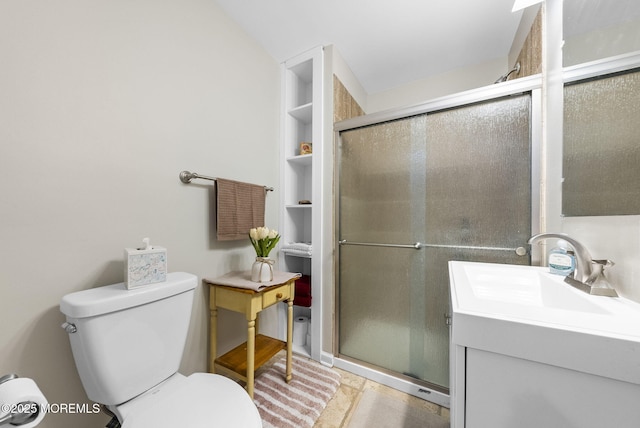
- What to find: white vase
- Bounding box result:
[251,257,274,282]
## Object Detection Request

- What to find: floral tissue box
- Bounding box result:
[124,238,167,289]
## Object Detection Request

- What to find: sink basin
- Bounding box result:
[449,261,640,384]
[464,263,609,314]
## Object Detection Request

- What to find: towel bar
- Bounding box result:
[179,170,274,192]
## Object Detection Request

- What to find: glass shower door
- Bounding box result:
[337,94,531,392]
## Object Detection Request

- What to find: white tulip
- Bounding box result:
[249,228,258,240]
[268,229,278,239]
[257,227,269,240]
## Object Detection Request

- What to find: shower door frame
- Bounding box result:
[333,75,543,408]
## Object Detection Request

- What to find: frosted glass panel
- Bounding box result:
[339,115,427,246]
[563,70,640,216]
[338,95,531,392]
[338,246,442,383]
[426,96,532,250]
[339,115,433,384]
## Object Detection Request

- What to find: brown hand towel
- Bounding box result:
[216,178,265,241]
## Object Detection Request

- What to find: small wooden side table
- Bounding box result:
[205,271,298,398]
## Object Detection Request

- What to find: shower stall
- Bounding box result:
[334,82,539,405]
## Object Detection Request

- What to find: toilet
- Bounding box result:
[60,272,262,428]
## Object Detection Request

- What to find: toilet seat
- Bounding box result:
[116,373,262,428]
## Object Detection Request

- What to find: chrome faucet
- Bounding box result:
[528,233,618,297]
[528,233,593,284]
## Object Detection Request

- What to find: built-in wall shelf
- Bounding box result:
[292,343,310,358]
[281,251,312,259]
[288,103,313,123]
[285,204,313,209]
[279,47,324,363]
[286,154,313,166]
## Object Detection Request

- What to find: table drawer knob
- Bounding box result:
[276,293,283,299]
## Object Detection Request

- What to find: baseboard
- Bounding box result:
[320,351,334,367]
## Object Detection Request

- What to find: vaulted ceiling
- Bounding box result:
[215,1,640,95]
[215,0,523,94]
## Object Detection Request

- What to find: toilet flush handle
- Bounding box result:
[61,322,77,334]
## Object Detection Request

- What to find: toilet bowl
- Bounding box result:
[116,373,260,427]
[60,272,261,427]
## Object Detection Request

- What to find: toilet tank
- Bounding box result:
[60,272,198,405]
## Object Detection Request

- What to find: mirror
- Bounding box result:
[562,0,640,216]
[562,69,640,216]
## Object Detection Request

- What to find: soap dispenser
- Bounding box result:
[548,239,575,276]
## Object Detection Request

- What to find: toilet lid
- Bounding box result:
[119,373,262,428]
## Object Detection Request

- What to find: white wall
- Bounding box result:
[0,1,280,427]
[564,17,640,67]
[366,57,507,113]
[561,216,640,302]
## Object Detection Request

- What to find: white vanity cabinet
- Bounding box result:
[451,345,640,428]
[449,261,640,428]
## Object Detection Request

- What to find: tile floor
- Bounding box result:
[253,351,450,427]
[314,365,450,427]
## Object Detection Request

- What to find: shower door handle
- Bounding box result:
[419,243,528,255]
[339,240,527,255]
[338,240,423,250]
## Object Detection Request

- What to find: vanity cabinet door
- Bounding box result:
[465,348,640,428]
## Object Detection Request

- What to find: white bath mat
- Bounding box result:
[253,355,341,428]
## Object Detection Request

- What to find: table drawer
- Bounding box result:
[263,285,291,307]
